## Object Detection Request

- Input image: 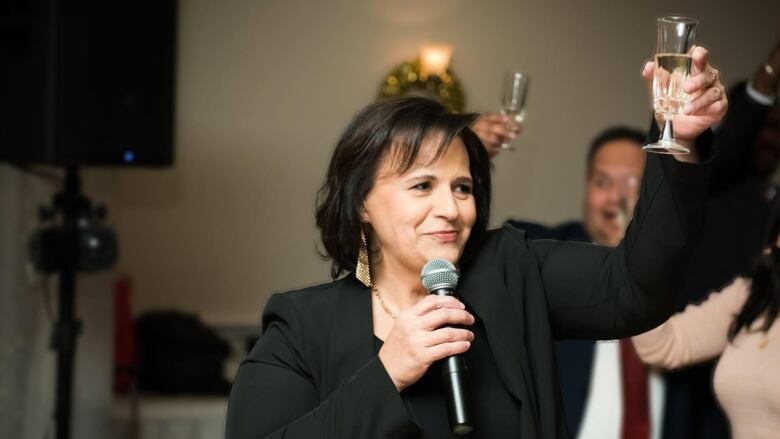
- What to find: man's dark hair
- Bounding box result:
[315,96,492,279]
[586,126,646,173]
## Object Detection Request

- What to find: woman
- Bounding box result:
[226,47,727,439]
[631,200,780,439]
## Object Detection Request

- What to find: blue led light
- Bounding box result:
[123,150,135,163]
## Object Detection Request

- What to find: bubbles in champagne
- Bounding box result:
[653,53,692,116]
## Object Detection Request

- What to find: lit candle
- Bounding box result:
[419,45,452,79]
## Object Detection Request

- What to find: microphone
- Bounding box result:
[421,259,473,435]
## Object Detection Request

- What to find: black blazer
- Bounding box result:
[502,219,595,436]
[225,147,712,438]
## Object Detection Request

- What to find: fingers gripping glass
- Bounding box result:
[644,16,698,154]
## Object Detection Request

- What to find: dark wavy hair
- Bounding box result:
[728,197,780,340]
[315,96,492,279]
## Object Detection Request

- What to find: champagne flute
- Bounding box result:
[644,16,698,154]
[500,71,529,150]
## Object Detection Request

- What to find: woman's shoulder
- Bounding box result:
[685,276,752,316]
[472,224,530,259]
[482,223,529,247]
[725,276,752,293]
[261,276,361,330]
[276,277,347,302]
[718,276,751,307]
[459,225,535,276]
[499,222,529,237]
[712,276,751,302]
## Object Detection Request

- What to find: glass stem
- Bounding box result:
[660,118,675,144]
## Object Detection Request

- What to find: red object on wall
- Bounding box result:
[113,275,137,394]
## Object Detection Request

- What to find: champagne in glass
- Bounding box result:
[654,53,692,115]
[500,71,529,150]
[500,107,526,128]
[644,16,698,154]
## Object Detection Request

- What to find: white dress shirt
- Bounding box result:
[576,340,665,439]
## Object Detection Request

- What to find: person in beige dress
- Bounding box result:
[632,201,780,439]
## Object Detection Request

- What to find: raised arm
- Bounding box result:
[530,47,726,340]
[531,141,712,340]
[631,277,750,369]
[225,294,417,439]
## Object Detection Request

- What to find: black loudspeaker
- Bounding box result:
[0,0,176,167]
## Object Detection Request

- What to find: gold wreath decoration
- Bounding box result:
[377,58,465,113]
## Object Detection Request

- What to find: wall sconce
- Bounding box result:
[419,45,452,79]
[377,44,465,113]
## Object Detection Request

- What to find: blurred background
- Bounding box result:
[1,0,778,438]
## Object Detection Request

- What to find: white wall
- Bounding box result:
[107,0,780,324]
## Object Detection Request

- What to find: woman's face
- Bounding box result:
[362,135,477,276]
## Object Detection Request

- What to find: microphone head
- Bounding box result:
[421,259,459,292]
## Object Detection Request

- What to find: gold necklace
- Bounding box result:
[373,287,398,319]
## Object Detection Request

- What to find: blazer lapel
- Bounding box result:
[459,266,541,436]
[324,276,375,395]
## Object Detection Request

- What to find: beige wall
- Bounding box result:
[104,0,780,324]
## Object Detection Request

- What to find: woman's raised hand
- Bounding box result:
[642,45,728,145]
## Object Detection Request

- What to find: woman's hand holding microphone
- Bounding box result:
[378,294,475,391]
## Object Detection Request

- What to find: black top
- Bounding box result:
[225,131,714,439]
[503,220,590,243]
[501,219,594,436]
[373,315,522,438]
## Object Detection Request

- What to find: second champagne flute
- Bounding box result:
[500,71,529,150]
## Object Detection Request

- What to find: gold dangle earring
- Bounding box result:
[356,228,372,287]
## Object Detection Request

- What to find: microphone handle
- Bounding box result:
[431,288,473,435]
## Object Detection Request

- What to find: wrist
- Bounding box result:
[378,347,406,391]
[670,137,700,163]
